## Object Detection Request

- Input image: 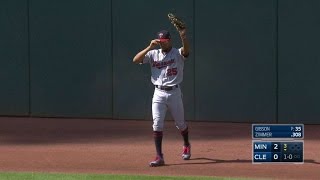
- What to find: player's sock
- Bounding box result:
[153,131,163,158]
[181,127,190,146]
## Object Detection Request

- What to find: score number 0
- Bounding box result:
[273,143,279,160]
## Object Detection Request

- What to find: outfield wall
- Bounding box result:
[1,0,319,124]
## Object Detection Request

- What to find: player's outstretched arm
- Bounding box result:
[179,29,189,58]
[133,39,159,64]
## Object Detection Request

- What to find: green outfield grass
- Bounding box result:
[0,172,257,180]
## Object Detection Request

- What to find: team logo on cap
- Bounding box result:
[159,33,164,38]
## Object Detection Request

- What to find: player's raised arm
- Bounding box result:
[179,29,189,58]
[133,39,159,64]
[167,13,189,58]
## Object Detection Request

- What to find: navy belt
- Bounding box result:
[155,85,179,91]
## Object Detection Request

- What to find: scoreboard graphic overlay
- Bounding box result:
[252,124,304,164]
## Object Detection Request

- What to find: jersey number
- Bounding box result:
[167,68,177,76]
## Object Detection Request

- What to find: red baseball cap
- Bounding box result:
[156,30,171,42]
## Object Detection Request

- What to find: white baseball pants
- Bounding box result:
[152,87,187,131]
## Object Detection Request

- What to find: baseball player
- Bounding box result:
[133,29,191,167]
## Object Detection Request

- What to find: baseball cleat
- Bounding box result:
[149,155,165,167]
[182,145,191,160]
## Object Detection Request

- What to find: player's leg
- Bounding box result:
[180,128,191,160]
[167,88,191,160]
[150,89,167,167]
[167,88,187,132]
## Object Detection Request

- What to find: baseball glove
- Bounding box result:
[168,13,186,31]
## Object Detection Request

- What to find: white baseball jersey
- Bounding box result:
[142,48,186,86]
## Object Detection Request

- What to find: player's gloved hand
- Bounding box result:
[168,13,186,31]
